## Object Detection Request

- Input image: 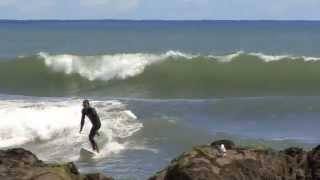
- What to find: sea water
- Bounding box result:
[0,20,320,179]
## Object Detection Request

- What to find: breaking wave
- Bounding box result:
[1,51,320,97]
[39,51,320,81]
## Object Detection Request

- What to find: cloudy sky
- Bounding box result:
[0,0,319,20]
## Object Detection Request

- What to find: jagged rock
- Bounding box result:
[0,148,113,180]
[150,140,320,180]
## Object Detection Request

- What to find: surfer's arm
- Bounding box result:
[80,110,85,133]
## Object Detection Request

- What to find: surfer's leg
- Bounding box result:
[89,127,97,151]
[94,126,100,153]
[95,141,99,153]
[94,125,101,152]
[89,126,100,153]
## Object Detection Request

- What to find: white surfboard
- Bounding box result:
[80,148,96,160]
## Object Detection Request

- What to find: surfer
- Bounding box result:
[79,99,101,153]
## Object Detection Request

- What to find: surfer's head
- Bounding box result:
[82,99,90,108]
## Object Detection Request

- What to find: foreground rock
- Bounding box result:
[0,148,113,180]
[150,139,320,180]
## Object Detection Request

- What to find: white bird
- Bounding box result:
[219,144,227,157]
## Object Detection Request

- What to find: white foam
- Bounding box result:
[209,51,244,62]
[302,56,320,61]
[39,52,164,81]
[248,52,290,62]
[252,53,320,62]
[39,51,193,82]
[210,51,320,62]
[0,99,143,161]
[165,50,195,59]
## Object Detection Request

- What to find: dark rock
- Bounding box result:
[0,148,41,165]
[309,145,320,180]
[84,173,114,180]
[210,139,235,149]
[67,162,80,175]
[0,148,114,180]
[150,140,319,180]
[284,147,304,157]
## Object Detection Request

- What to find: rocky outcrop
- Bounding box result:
[150,140,320,180]
[2,142,320,180]
[0,148,113,180]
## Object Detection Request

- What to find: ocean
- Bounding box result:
[0,20,320,179]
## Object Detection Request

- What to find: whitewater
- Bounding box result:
[0,98,143,161]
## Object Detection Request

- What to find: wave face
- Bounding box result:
[2,51,320,98]
[0,99,143,161]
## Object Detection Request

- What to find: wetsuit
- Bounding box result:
[81,107,101,151]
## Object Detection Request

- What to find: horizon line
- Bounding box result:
[1,18,320,22]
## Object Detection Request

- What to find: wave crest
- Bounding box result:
[38,51,320,82]
[39,52,166,81]
[2,51,320,97]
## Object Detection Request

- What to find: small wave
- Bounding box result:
[164,50,196,59]
[209,51,244,62]
[247,52,290,62]
[248,52,320,62]
[210,51,320,62]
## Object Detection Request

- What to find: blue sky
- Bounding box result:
[0,0,319,20]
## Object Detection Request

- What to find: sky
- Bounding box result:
[0,0,320,20]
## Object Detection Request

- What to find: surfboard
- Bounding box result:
[80,148,96,159]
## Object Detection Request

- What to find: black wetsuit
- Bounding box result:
[81,107,101,151]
